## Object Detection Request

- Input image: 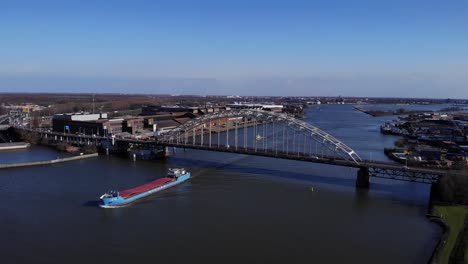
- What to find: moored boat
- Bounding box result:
[99,168,190,208]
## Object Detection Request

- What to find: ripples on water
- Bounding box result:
[0,105,440,264]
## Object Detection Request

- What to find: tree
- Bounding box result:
[20,130,40,144]
[396,108,406,114]
[81,144,97,154]
[72,106,81,112]
[437,173,468,205]
[394,138,407,148]
[31,115,40,129]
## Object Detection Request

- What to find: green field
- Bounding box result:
[434,206,468,264]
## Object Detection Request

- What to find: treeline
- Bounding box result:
[0,94,182,115]
[0,93,249,116]
[435,174,468,205]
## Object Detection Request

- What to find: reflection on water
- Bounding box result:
[0,105,440,264]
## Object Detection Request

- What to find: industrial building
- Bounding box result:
[142,105,232,116]
[142,105,200,116]
[51,112,197,138]
[52,113,121,136]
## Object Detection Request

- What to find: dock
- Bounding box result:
[0,142,31,151]
[0,153,99,169]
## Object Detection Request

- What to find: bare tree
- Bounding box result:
[31,115,40,129]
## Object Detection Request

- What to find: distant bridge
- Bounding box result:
[0,113,24,130]
[0,114,10,131]
[0,114,9,123]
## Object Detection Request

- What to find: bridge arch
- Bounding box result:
[159,109,362,164]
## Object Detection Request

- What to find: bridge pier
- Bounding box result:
[428,179,441,209]
[356,167,370,189]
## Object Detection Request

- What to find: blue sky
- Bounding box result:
[1,0,468,98]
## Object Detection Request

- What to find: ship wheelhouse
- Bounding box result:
[167,168,187,179]
[100,190,119,199]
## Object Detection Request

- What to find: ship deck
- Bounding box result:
[119,177,175,199]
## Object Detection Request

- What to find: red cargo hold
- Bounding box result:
[119,177,176,199]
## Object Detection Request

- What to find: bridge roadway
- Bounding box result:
[1,113,23,130]
[0,114,9,122]
[14,127,464,184]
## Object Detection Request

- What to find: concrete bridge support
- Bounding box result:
[356,167,370,188]
[428,179,441,208]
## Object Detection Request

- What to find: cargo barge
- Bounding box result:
[99,168,190,208]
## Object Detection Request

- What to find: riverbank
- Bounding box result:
[430,206,468,264]
[354,105,431,117]
[0,153,99,169]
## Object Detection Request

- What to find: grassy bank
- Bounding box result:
[433,206,468,264]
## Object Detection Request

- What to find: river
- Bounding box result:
[0,105,441,264]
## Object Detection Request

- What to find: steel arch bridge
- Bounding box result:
[159,109,362,165]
